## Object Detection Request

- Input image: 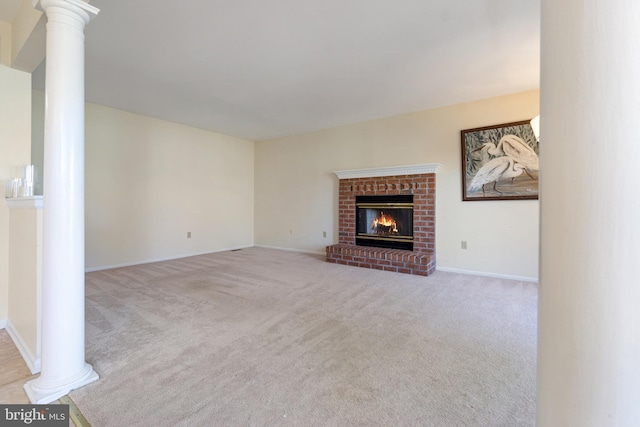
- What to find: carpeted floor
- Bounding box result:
[71,247,537,426]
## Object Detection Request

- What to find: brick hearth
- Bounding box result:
[326,166,437,276]
[326,244,436,276]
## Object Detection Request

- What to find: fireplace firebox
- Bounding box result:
[355,195,413,250]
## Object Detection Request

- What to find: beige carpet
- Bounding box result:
[71,247,536,426]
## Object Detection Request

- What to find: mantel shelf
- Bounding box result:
[333,163,441,180]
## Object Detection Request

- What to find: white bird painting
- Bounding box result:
[463,121,539,200]
[469,156,527,194]
[477,134,539,174]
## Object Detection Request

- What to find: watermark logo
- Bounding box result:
[0,405,68,426]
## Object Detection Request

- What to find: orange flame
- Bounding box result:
[372,212,398,233]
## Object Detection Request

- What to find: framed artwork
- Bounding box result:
[461,120,539,201]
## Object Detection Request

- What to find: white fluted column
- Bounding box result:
[538,0,640,425]
[24,0,99,404]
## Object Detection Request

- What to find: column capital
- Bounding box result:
[33,0,99,24]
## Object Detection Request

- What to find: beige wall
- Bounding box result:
[31,89,44,195]
[28,88,538,278]
[0,64,32,324]
[7,203,41,371]
[0,21,11,66]
[83,103,255,270]
[255,90,540,280]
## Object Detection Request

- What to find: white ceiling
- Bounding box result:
[30,0,539,141]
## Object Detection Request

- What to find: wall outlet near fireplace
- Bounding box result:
[323,231,327,238]
[290,229,295,235]
[461,240,467,250]
[187,231,191,238]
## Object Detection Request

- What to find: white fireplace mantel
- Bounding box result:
[333,163,442,180]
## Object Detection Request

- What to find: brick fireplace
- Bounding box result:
[326,164,439,276]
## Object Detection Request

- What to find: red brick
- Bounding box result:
[329,170,436,276]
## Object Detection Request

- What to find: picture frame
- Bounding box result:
[461,120,539,201]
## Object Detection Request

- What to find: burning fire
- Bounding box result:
[372,212,398,233]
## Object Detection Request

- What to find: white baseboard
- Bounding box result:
[5,320,41,374]
[253,244,325,257]
[435,266,538,283]
[0,319,6,330]
[85,245,255,272]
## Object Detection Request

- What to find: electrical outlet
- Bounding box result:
[290,229,295,235]
[461,240,467,250]
[187,232,191,238]
[323,231,327,238]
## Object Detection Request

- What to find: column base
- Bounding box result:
[24,363,99,404]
